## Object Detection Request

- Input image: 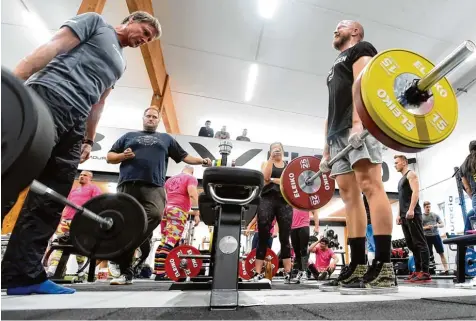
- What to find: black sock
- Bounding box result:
[349,237,366,265]
[374,235,392,263]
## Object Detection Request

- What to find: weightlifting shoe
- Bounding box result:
[319,264,367,292]
[339,260,398,295]
[110,274,133,285]
[249,272,271,284]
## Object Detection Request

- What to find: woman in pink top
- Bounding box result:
[154,165,199,279]
[290,208,319,283]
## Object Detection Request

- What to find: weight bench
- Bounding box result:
[170,167,264,310]
[44,241,94,283]
[443,234,476,283]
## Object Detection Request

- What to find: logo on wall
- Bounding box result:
[92,133,105,152]
[190,143,262,166]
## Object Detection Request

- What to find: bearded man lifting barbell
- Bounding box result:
[315,20,398,294]
[1,11,162,296]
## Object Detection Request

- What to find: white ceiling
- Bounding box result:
[2,0,476,148]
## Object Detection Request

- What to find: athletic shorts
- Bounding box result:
[328,129,383,178]
[425,234,444,254]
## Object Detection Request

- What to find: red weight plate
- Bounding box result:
[164,245,203,281]
[239,259,251,280]
[244,248,279,278]
[354,73,429,154]
[280,156,335,210]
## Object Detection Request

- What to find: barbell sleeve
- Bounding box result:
[30,180,114,230]
[304,130,370,185]
[417,40,475,92]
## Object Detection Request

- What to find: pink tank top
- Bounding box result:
[292,209,310,229]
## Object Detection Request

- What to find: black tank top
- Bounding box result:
[261,162,286,196]
[398,170,422,217]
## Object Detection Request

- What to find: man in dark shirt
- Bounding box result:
[236,129,251,142]
[319,20,396,294]
[2,11,162,296]
[461,140,476,212]
[107,107,211,285]
[198,120,214,138]
[394,155,431,282]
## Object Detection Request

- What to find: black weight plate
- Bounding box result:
[70,193,148,260]
[1,68,55,205]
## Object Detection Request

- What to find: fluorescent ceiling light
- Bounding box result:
[258,0,279,19]
[244,63,258,102]
[22,10,52,44]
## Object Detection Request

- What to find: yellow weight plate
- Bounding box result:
[360,49,458,149]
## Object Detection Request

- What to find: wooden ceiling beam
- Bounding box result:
[77,0,107,14]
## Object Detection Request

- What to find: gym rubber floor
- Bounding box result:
[2,279,475,320]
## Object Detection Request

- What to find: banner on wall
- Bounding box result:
[78,126,414,193]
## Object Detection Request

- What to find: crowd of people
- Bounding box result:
[2,5,476,298]
[198,121,250,142]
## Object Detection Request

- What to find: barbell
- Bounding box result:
[30,180,148,260]
[280,40,475,210]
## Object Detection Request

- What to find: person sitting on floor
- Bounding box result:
[308,237,339,280]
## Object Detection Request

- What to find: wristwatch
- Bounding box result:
[83,138,94,146]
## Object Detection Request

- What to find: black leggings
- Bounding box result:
[257,192,293,260]
[291,227,309,270]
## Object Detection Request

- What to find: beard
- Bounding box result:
[333,33,350,50]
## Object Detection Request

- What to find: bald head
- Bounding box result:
[182,165,194,175]
[333,20,365,51]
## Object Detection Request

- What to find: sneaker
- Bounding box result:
[340,261,398,295]
[110,274,133,285]
[319,264,367,292]
[108,261,121,278]
[291,271,308,284]
[283,272,291,284]
[437,270,449,276]
[249,272,270,283]
[409,272,432,283]
[405,272,417,282]
[317,271,328,281]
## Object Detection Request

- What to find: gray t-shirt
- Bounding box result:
[422,212,443,236]
[26,12,126,117]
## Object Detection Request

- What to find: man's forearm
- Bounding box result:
[183,155,203,165]
[106,152,125,164]
[14,45,59,81]
[410,191,419,210]
[84,102,105,141]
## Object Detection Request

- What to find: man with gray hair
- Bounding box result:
[2,11,161,295]
[153,165,201,280]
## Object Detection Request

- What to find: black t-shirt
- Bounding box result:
[109,131,188,187]
[461,157,476,198]
[326,41,378,140]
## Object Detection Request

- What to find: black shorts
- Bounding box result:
[425,234,444,254]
